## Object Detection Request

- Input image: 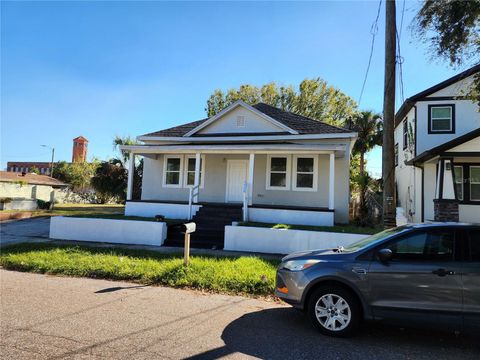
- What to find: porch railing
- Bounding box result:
[188,184,200,220]
[242,181,249,222]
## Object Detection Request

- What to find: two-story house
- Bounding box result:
[394,64,480,224]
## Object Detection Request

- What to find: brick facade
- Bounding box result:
[433,199,459,222]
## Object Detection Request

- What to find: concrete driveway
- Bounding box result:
[0,217,50,246]
[1,270,478,360]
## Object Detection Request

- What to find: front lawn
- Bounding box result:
[0,243,279,297]
[0,204,125,219]
[239,222,381,235]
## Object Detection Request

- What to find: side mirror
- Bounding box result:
[377,248,393,263]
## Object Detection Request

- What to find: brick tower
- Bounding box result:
[72,136,88,163]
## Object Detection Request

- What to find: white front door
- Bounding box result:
[226,160,248,203]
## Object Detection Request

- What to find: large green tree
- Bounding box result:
[53,161,98,191]
[90,159,128,203]
[414,0,480,104]
[206,78,358,127]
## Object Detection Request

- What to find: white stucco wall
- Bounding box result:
[0,182,54,202]
[141,151,351,224]
[416,77,480,155]
[459,205,480,223]
[224,225,368,254]
[125,201,201,220]
[394,73,480,223]
[50,216,167,246]
[394,107,418,222]
[248,207,334,226]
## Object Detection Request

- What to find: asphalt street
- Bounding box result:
[1,270,478,360]
[0,217,50,246]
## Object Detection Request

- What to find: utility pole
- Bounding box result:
[41,145,55,177]
[382,0,397,228]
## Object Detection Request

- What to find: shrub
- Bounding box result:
[37,199,51,209]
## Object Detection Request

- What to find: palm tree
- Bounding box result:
[348,111,383,219]
[112,136,142,200]
[113,136,138,165]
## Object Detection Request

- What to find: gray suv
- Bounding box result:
[275,223,480,337]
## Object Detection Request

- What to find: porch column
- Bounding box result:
[127,152,134,201]
[434,158,459,222]
[248,153,255,206]
[329,153,335,210]
[194,152,201,203]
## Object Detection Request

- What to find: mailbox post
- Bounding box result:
[180,222,196,265]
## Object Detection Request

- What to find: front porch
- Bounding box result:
[123,143,348,226]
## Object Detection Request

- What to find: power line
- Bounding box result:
[358,0,383,107]
[396,0,406,105]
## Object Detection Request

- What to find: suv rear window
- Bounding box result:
[468,229,480,261]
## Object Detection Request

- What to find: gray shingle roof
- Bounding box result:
[141,103,350,138]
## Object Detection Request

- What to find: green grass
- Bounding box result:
[0,203,125,217]
[239,222,381,235]
[0,243,280,297]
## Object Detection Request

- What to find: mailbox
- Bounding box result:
[181,222,196,234]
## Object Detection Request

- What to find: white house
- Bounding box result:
[121,101,357,248]
[394,65,480,224]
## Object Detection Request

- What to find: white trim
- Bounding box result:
[127,152,134,200]
[121,144,347,155]
[266,154,291,191]
[248,153,255,205]
[162,155,183,188]
[183,100,299,137]
[292,155,318,192]
[225,159,249,203]
[137,132,357,142]
[183,154,205,189]
[329,153,335,210]
[454,165,464,201]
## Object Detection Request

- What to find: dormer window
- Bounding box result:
[236,116,246,128]
[428,104,455,134]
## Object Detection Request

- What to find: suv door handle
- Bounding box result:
[432,268,455,277]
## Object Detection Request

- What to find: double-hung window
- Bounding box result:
[293,155,318,191]
[470,166,480,201]
[451,164,480,203]
[163,156,183,188]
[266,155,290,190]
[454,166,464,201]
[403,119,408,150]
[428,105,455,133]
[184,156,205,188]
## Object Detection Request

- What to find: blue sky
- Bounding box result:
[1,1,462,177]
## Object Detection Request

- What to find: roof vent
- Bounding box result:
[236,116,246,128]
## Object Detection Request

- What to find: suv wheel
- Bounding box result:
[307,285,361,337]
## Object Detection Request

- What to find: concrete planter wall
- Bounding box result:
[248,207,334,226]
[0,199,37,211]
[224,225,369,254]
[125,201,201,220]
[50,217,167,247]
